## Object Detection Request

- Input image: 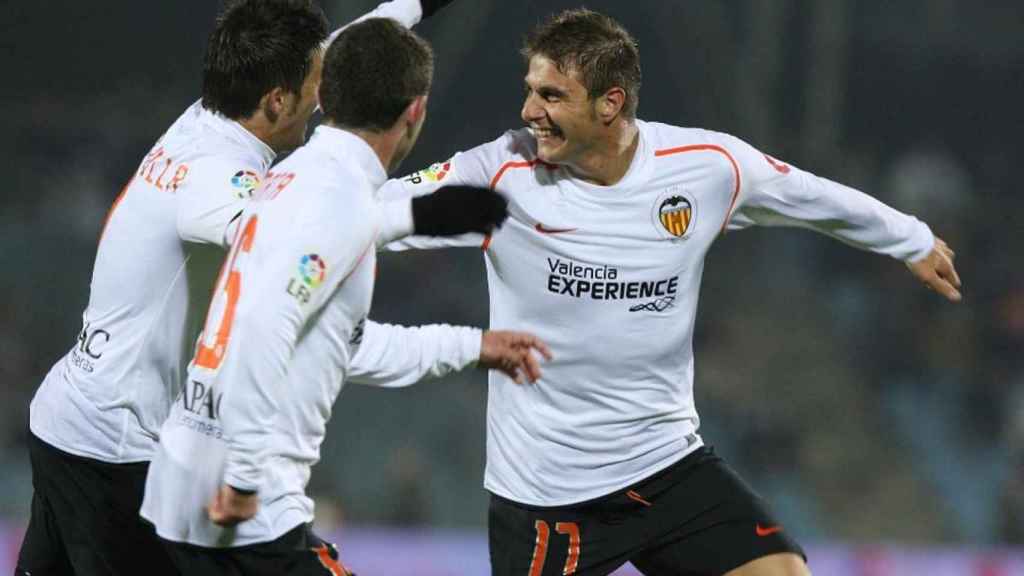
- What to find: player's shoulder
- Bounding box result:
[501,128,539,161]
[457,128,537,166]
[398,128,544,191]
[640,120,753,177]
[165,149,263,203]
[639,120,724,152]
[159,101,269,185]
[278,142,374,219]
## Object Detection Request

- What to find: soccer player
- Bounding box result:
[376,9,963,576]
[140,17,550,576]
[16,1,513,575]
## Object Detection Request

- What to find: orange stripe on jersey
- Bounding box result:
[654,144,741,234]
[98,177,134,243]
[486,158,556,251]
[489,158,556,190]
[489,160,536,190]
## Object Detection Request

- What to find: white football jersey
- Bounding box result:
[30,100,273,463]
[28,0,427,464]
[377,121,935,506]
[141,126,482,547]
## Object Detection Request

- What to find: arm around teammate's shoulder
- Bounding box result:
[375,131,519,250]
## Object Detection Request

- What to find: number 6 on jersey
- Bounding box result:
[194,215,258,370]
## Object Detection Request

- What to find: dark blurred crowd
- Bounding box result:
[2,0,1021,544]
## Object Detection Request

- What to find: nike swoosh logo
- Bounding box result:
[755,524,783,537]
[534,223,577,234]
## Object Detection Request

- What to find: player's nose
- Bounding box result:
[521,93,543,124]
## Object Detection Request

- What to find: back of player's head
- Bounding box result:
[202,0,329,120]
[522,9,642,119]
[320,18,434,132]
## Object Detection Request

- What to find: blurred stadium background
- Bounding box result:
[2,0,1023,573]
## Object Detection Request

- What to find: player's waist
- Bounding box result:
[30,367,159,462]
[484,420,703,506]
[490,444,714,512]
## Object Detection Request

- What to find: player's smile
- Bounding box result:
[531,124,564,146]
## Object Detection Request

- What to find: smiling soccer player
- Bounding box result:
[377,8,961,576]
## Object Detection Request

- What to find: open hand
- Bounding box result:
[906,236,962,302]
[207,484,259,527]
[479,331,552,384]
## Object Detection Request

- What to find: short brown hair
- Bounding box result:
[522,9,642,118]
[320,18,434,131]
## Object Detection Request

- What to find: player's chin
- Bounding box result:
[536,138,567,163]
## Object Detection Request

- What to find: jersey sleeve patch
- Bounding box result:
[401,160,452,187]
[230,170,261,199]
[286,254,328,305]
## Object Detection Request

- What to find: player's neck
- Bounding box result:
[238,117,278,153]
[325,120,401,174]
[567,121,639,187]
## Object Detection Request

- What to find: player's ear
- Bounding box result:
[597,87,626,123]
[260,86,290,124]
[403,94,428,128]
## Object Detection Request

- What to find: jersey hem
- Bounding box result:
[28,414,153,464]
[483,438,704,508]
[142,510,310,549]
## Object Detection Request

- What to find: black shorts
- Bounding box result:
[160,523,353,576]
[488,447,805,576]
[16,431,177,576]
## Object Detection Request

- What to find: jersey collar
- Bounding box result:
[199,104,277,169]
[308,125,388,188]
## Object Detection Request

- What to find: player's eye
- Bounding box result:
[538,90,559,103]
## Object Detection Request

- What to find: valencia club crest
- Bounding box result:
[652,187,697,240]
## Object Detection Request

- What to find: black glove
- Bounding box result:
[420,0,458,19]
[412,185,509,236]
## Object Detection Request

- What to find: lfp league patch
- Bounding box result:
[230,170,261,199]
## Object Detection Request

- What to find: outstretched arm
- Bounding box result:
[325,0,460,47]
[349,321,551,387]
[722,133,962,302]
[375,185,508,247]
[375,133,516,251]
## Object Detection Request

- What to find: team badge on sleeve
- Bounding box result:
[230,170,261,198]
[652,187,697,240]
[402,160,451,186]
[286,254,327,304]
